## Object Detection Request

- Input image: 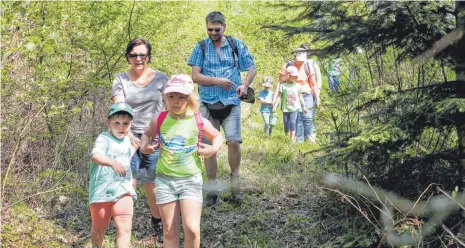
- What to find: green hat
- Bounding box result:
[108,102,133,118]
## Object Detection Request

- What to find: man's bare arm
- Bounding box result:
[191,66,235,90]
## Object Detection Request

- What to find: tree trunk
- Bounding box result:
[455,1,465,190]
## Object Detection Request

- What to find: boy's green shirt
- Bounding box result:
[88,132,136,204]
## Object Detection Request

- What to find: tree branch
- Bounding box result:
[127,0,135,40]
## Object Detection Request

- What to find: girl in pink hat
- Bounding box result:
[272,66,307,143]
[141,74,223,248]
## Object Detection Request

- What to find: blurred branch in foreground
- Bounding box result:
[322,172,465,247]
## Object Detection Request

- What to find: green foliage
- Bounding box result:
[1,203,71,247]
[270,1,464,247]
[269,1,457,63]
[1,2,318,247]
[2,1,464,247]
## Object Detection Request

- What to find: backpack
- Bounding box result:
[156,111,204,149]
[199,35,239,67]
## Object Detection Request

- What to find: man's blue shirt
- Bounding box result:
[188,37,256,106]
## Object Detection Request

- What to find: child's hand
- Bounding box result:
[130,135,141,149]
[197,143,219,158]
[111,161,127,177]
[303,107,308,114]
[141,139,159,155]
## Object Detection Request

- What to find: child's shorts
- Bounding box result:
[155,173,203,205]
[90,194,133,228]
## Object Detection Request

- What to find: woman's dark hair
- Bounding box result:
[125,38,152,63]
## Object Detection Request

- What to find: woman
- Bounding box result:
[273,44,320,143]
[111,38,169,243]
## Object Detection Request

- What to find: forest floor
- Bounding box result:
[1,105,326,248]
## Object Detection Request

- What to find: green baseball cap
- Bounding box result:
[108,102,133,118]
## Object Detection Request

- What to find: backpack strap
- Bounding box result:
[304,59,320,89]
[225,35,239,68]
[157,111,204,148]
[120,75,128,99]
[309,60,319,84]
[156,111,169,146]
[194,112,204,147]
[307,60,321,89]
[304,60,311,78]
[286,60,293,68]
[198,36,239,68]
[225,36,239,56]
[198,40,206,61]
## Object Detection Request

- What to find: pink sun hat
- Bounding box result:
[286,66,299,76]
[164,74,194,95]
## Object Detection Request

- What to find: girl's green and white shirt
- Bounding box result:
[88,132,137,204]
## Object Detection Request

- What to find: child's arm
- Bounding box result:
[198,118,223,158]
[91,153,127,177]
[141,114,160,154]
[272,84,280,106]
[141,134,159,154]
[272,73,286,104]
[91,135,127,176]
[272,91,281,112]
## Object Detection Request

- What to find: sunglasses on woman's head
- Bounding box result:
[207,28,222,32]
[128,53,148,59]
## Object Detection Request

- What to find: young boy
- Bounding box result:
[273,66,307,143]
[258,76,275,135]
[88,102,137,248]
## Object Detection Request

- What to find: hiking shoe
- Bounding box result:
[205,194,222,207]
[231,191,244,204]
[152,219,164,243]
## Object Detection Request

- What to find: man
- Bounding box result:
[188,11,256,206]
[274,44,321,143]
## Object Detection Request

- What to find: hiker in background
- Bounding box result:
[111,38,169,243]
[141,75,223,248]
[258,76,275,135]
[272,66,307,143]
[274,44,320,143]
[188,11,257,206]
[301,45,322,143]
[328,56,342,93]
[88,103,137,248]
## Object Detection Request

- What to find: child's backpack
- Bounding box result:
[198,35,239,67]
[156,111,204,148]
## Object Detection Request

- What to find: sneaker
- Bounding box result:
[152,219,163,243]
[205,194,221,207]
[231,191,244,204]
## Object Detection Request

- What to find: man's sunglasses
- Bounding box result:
[128,53,148,59]
[207,28,222,32]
